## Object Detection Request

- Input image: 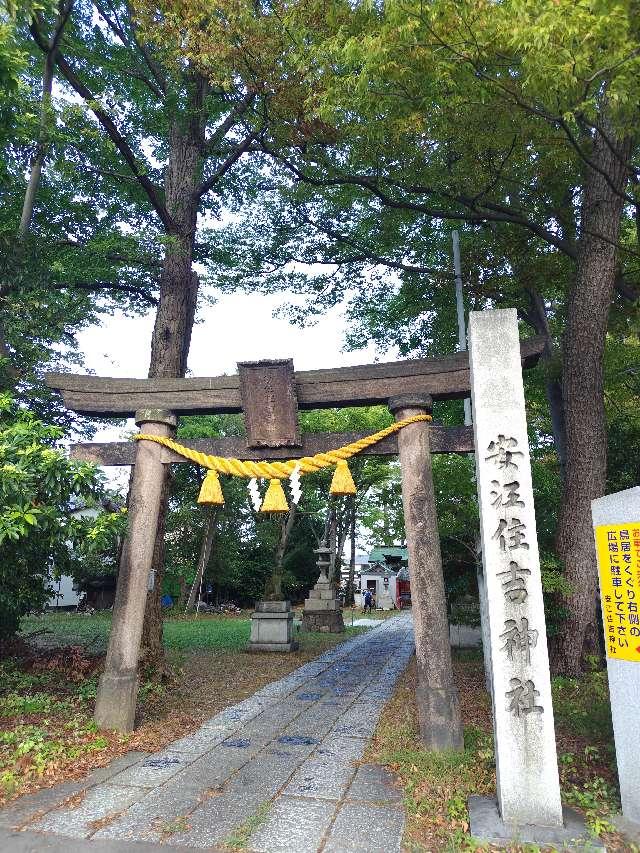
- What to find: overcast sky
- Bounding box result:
[78,291,386,381]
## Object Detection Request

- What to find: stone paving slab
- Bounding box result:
[91,780,204,844]
[0,828,171,852]
[283,757,357,801]
[0,781,86,830]
[108,752,189,788]
[163,729,230,756]
[0,754,150,832]
[247,795,337,853]
[346,764,404,804]
[240,701,305,736]
[164,744,254,790]
[323,802,405,852]
[226,752,300,797]
[84,753,151,788]
[33,783,148,838]
[164,788,267,848]
[0,613,415,852]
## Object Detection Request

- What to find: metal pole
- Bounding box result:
[453,232,491,694]
[452,230,472,426]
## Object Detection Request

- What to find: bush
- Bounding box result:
[0,395,123,642]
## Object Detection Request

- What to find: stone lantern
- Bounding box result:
[301,546,345,633]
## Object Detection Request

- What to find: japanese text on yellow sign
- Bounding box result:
[595,523,640,662]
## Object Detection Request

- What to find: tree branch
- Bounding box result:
[30,19,172,230]
[260,144,579,259]
[196,132,258,199]
[49,280,158,305]
[204,92,256,154]
[294,209,449,277]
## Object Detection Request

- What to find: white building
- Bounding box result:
[48,573,80,608]
[359,562,398,610]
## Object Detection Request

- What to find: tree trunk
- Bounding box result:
[523,286,567,475]
[177,574,187,609]
[1,2,73,385]
[265,504,297,599]
[19,51,55,239]
[186,506,219,611]
[139,78,206,664]
[19,1,72,238]
[553,125,632,676]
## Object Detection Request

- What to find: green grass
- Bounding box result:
[20,612,368,654]
[225,801,271,849]
[20,613,252,652]
[551,666,614,741]
[20,612,113,651]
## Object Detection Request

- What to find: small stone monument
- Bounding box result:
[248,570,298,652]
[378,577,395,610]
[301,546,345,633]
[592,487,640,839]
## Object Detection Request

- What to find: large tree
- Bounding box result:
[158,0,640,673]
[22,0,269,662]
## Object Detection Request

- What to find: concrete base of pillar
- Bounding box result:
[612,813,640,843]
[416,683,464,751]
[301,609,345,633]
[94,670,138,733]
[248,600,298,653]
[468,796,603,848]
[248,641,300,652]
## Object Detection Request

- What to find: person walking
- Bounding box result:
[363,589,373,614]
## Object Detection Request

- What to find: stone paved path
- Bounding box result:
[1,614,414,852]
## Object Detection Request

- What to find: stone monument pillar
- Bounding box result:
[301,546,345,633]
[592,487,640,837]
[378,576,395,610]
[467,309,596,847]
[389,394,463,752]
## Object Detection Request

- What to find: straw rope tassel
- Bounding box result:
[330,459,356,496]
[198,469,224,506]
[260,479,289,513]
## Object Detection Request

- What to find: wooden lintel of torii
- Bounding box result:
[45,336,544,418]
[70,425,476,465]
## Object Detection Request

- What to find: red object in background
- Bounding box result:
[396,579,411,609]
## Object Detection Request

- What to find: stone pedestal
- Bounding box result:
[468,798,601,849]
[248,600,298,652]
[301,547,345,634]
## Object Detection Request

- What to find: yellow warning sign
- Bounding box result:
[595,523,640,662]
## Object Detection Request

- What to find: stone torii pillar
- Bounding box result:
[94,409,176,732]
[389,394,463,751]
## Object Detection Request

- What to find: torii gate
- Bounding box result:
[46,336,543,747]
